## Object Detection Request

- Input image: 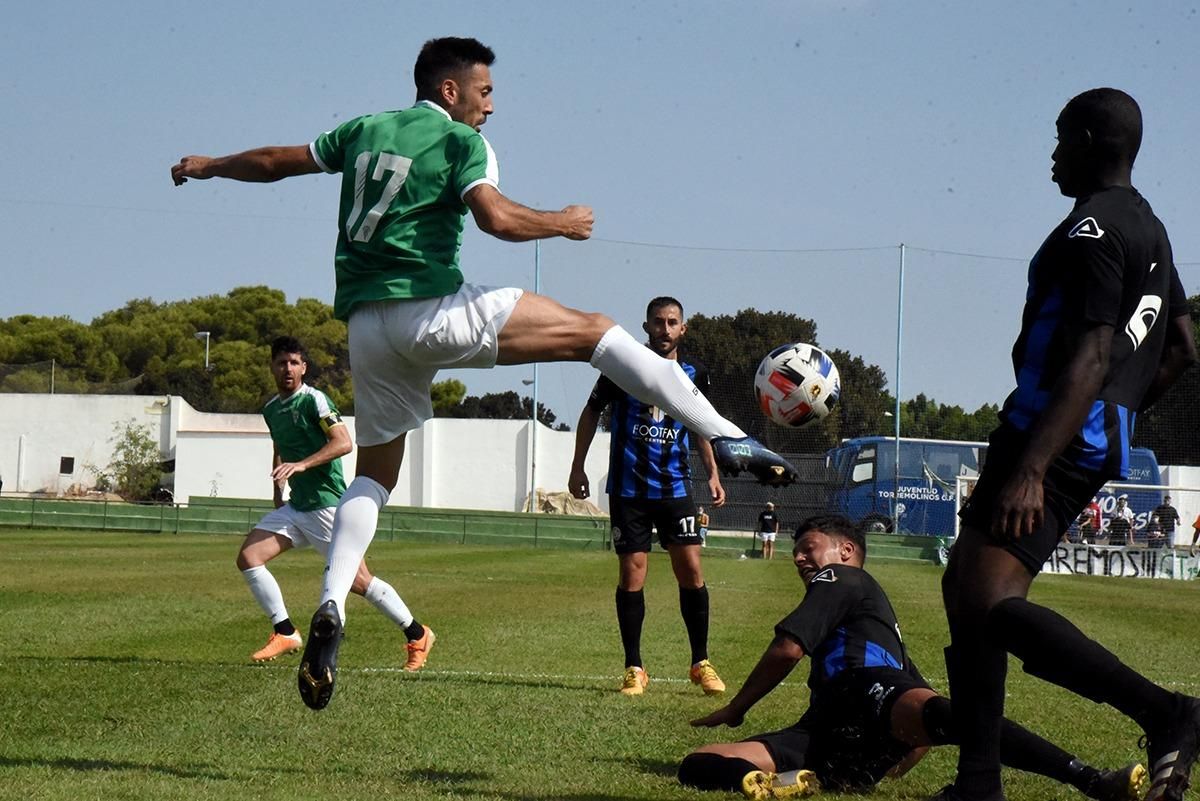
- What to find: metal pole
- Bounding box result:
[530,241,541,513]
[892,244,905,530]
[50,358,55,394]
[204,334,210,370]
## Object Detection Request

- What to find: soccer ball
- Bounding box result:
[754,343,841,428]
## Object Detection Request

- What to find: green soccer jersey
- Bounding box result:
[262,384,346,512]
[310,101,499,321]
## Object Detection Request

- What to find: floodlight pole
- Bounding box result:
[194,331,211,370]
[529,241,541,513]
[892,244,905,529]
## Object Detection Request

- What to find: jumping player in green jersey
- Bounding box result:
[172,36,797,711]
[236,337,435,671]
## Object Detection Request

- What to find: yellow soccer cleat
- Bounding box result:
[619,666,649,696]
[742,769,820,800]
[403,625,436,672]
[251,631,302,662]
[689,659,727,695]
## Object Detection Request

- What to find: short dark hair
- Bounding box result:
[646,296,684,319]
[1062,88,1143,164]
[414,37,496,101]
[270,336,306,361]
[794,514,867,563]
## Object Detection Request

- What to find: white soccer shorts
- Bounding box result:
[348,283,524,446]
[254,504,337,554]
[760,531,778,542]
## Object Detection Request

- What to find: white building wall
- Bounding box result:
[0,392,616,510]
[0,394,175,495]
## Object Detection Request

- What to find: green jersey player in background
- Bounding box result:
[172,36,797,711]
[236,337,434,670]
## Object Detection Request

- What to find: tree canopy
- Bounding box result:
[1,289,1195,462]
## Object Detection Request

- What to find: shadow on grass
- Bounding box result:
[611,754,680,778]
[398,768,493,786]
[0,754,229,781]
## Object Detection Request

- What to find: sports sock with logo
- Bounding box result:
[320,476,391,622]
[363,577,415,629]
[616,587,646,668]
[988,596,1174,733]
[590,326,745,441]
[679,584,710,665]
[241,565,290,626]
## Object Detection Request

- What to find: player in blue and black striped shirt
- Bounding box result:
[942,88,1200,801]
[570,297,727,697]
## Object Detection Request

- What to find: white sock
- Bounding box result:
[241,565,290,625]
[320,476,391,620]
[364,577,415,629]
[590,325,746,440]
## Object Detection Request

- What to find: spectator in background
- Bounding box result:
[1077,496,1102,544]
[1146,516,1165,549]
[1152,495,1181,547]
[758,502,781,560]
[1189,514,1200,558]
[1109,495,1135,547]
[697,505,710,548]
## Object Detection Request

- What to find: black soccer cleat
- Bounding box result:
[1143,693,1200,801]
[711,436,799,487]
[297,599,343,711]
[1085,763,1148,801]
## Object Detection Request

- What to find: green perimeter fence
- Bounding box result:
[0,496,940,561]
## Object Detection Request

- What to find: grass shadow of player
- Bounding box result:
[397,768,492,787]
[394,669,613,697]
[0,754,230,781]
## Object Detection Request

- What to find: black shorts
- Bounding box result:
[609,496,700,554]
[960,425,1108,575]
[746,667,928,791]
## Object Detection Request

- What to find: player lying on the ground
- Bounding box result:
[171,36,796,711]
[680,514,1145,801]
[236,337,434,669]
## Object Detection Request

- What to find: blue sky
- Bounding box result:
[3,1,1198,423]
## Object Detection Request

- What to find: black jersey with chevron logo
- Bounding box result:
[587,360,708,500]
[774,563,911,694]
[1000,186,1187,478]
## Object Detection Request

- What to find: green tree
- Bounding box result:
[91,420,164,502]
[439,390,568,430]
[431,379,467,414]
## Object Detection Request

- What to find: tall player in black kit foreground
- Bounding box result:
[681,515,1145,801]
[570,297,728,696]
[938,89,1199,801]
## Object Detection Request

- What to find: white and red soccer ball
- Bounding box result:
[754,343,841,428]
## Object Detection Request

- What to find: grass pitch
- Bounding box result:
[2,530,1199,801]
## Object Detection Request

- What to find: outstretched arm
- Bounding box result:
[691,635,805,728]
[465,184,592,242]
[172,145,321,185]
[271,423,352,483]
